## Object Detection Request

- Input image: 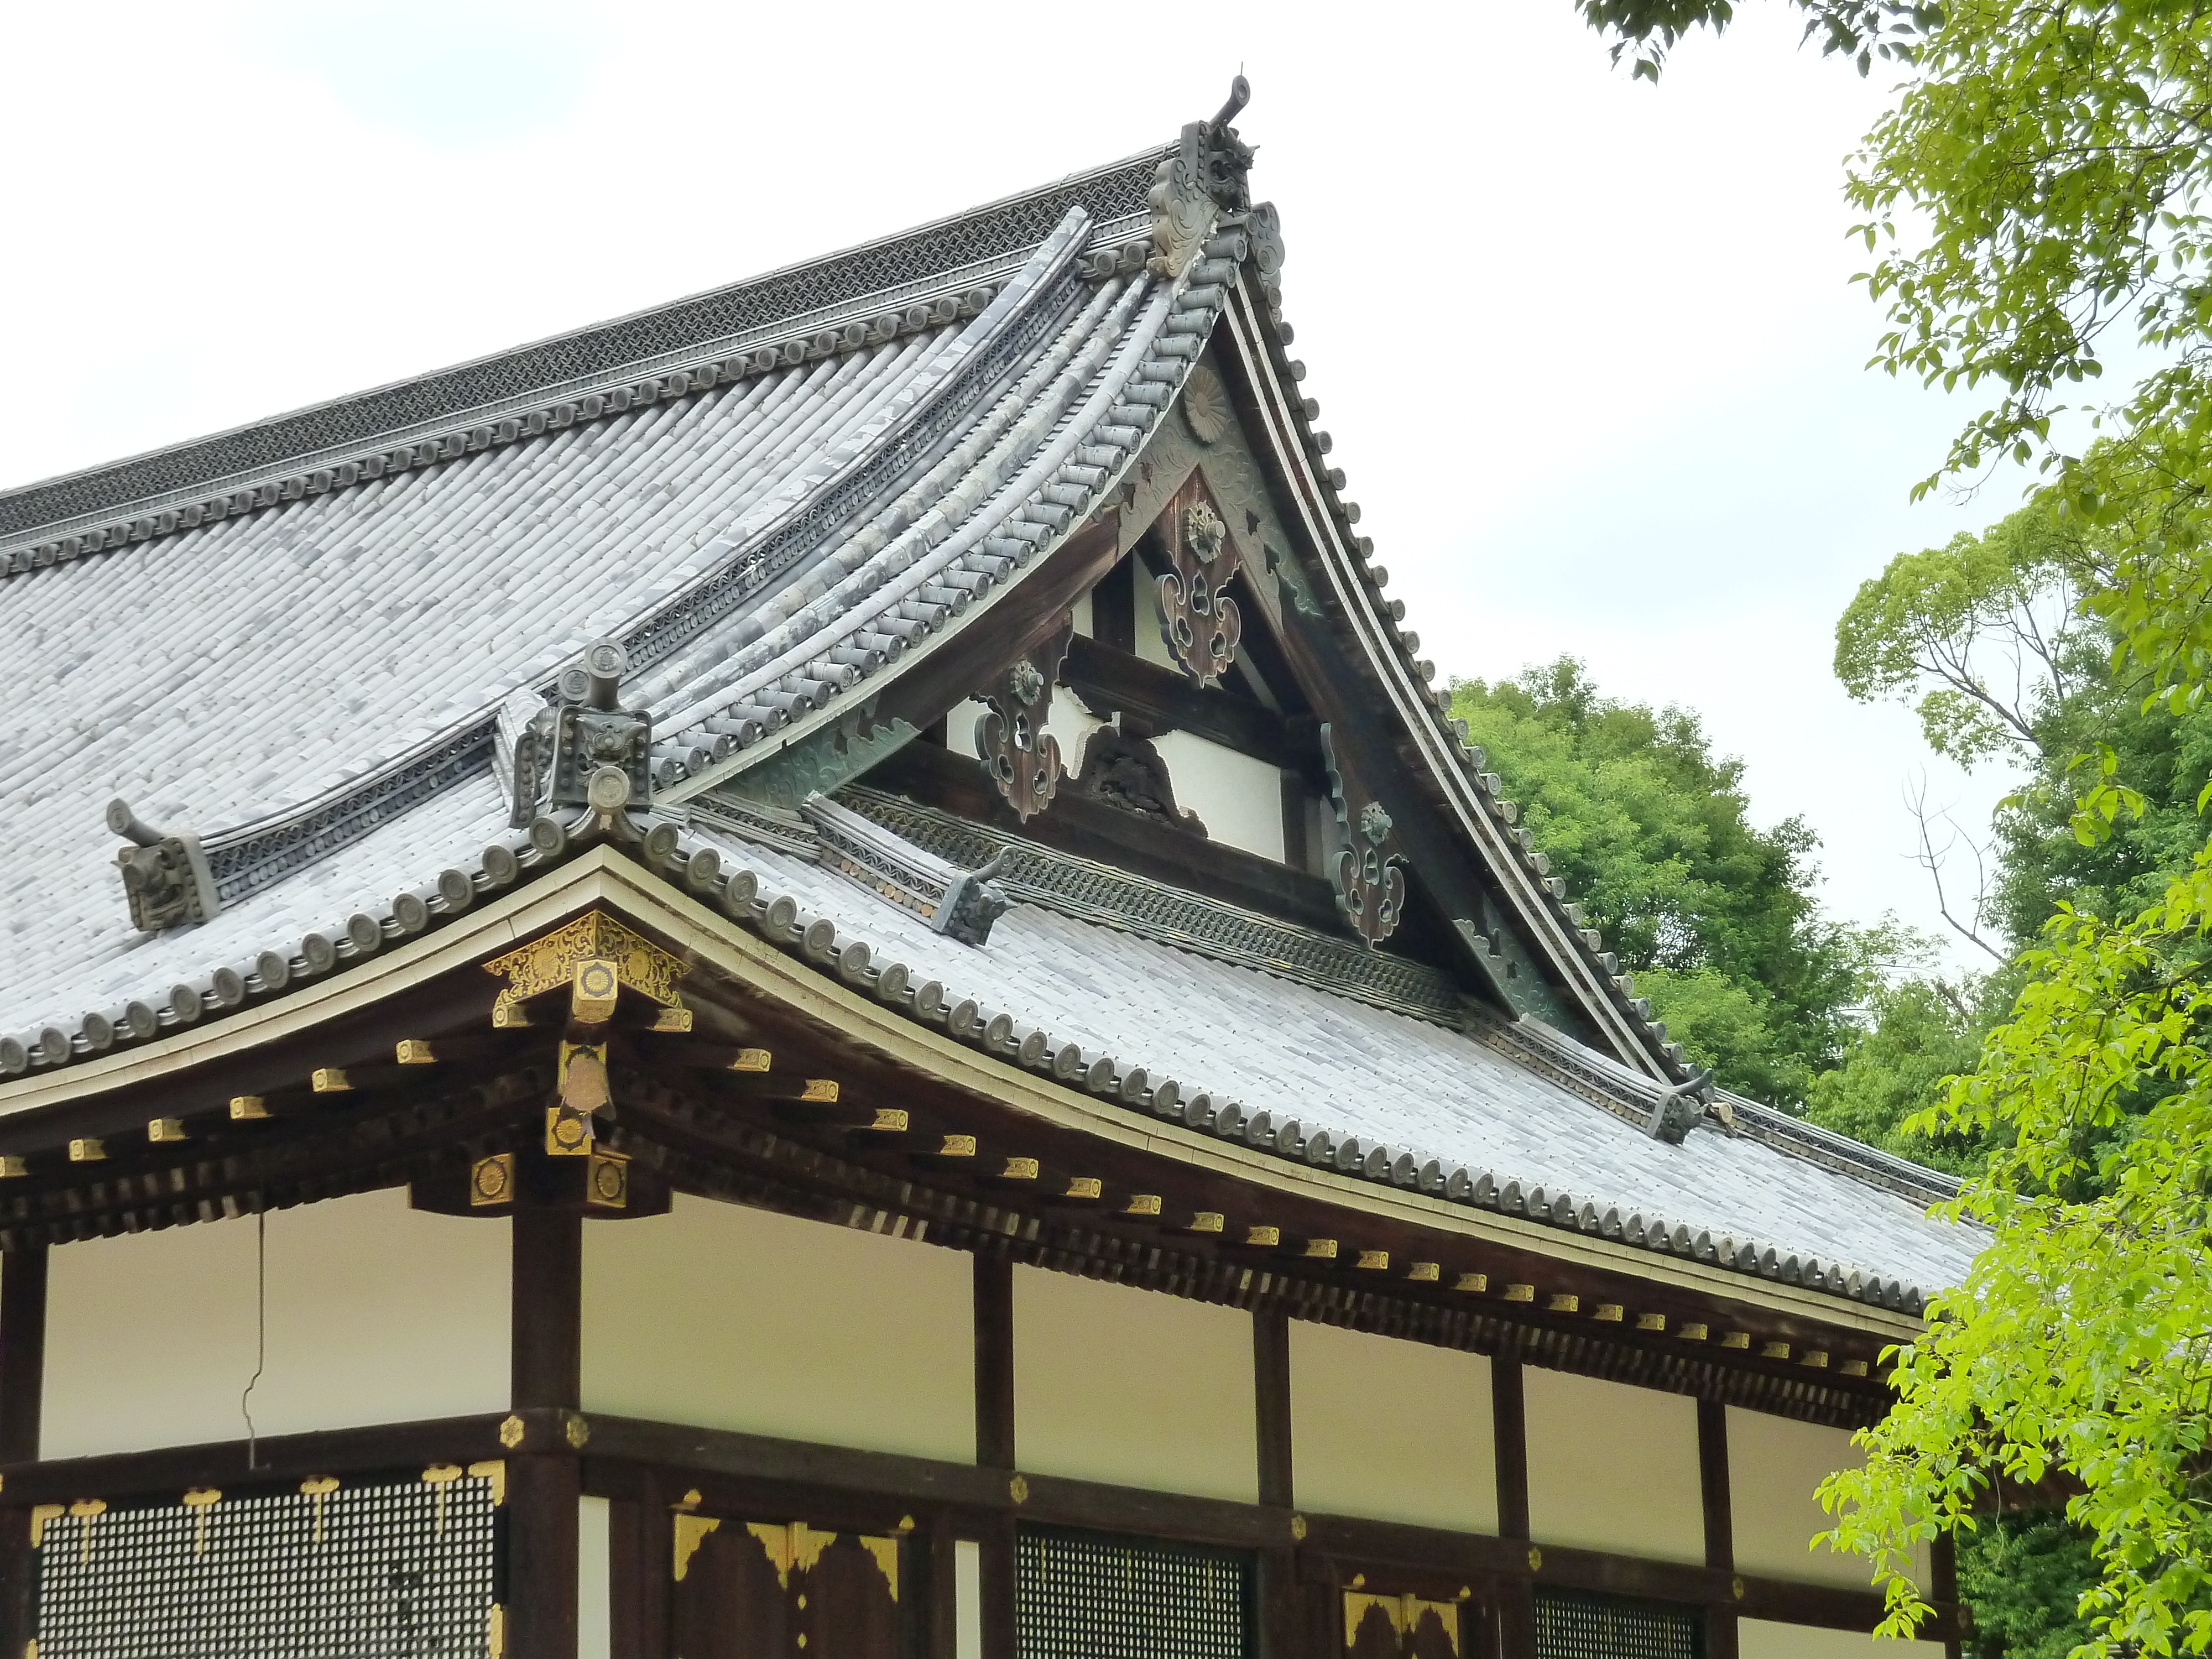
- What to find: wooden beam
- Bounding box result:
[1254,1307,1293,1509]
[926,1512,961,1659]
[513,1196,582,1412]
[979,1512,1018,1659]
[509,1449,582,1659]
[0,1248,41,1659]
[1491,1350,1534,1658]
[1700,1400,1738,1659]
[1061,635,1310,773]
[1252,1310,1298,1659]
[1,1245,47,1464]
[510,1188,582,1659]
[869,738,1348,935]
[974,1255,1015,1471]
[0,1411,550,1503]
[1929,1533,1963,1659]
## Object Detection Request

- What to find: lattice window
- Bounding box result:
[32,1469,499,1658]
[1533,1588,1702,1659]
[1017,1525,1250,1659]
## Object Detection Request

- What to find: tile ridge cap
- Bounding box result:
[0,144,1171,542]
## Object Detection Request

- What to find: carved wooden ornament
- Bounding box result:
[975,620,1074,822]
[1321,724,1406,948]
[1154,471,1244,687]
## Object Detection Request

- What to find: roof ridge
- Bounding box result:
[0,144,1169,547]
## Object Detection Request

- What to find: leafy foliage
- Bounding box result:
[1566,2,2212,1650]
[1834,504,2091,766]
[1957,1515,2102,1659]
[1449,658,1889,1103]
[1804,973,1996,1170]
[1824,858,2212,1653]
[1573,0,1938,78]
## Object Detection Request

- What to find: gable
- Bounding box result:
[761,325,1663,1068]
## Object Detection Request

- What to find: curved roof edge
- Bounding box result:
[0,146,1168,552]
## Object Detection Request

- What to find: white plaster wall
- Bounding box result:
[43,1189,510,1459]
[1068,586,1093,638]
[1727,1408,1928,1589]
[582,1196,973,1462]
[1740,1620,1946,1657]
[579,1496,612,1659]
[948,690,1104,784]
[1153,731,1286,862]
[1290,1321,1496,1533]
[1524,1369,1703,1563]
[954,1538,983,1659]
[1728,1408,1866,1587]
[1046,687,1107,779]
[949,697,990,760]
[1013,1266,1255,1501]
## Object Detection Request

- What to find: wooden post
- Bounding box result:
[509,1198,582,1659]
[972,1254,1018,1659]
[0,1245,47,1659]
[0,1246,46,1465]
[1491,1352,1534,1659]
[974,1255,1015,1471]
[1698,1400,1738,1659]
[1929,1533,1963,1659]
[1252,1307,1296,1659]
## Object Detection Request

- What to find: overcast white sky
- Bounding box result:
[0,1,2026,964]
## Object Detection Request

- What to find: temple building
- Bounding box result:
[0,84,1966,1659]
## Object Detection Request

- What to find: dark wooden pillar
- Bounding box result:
[974,1255,1015,1470]
[1253,1307,1297,1659]
[973,1254,1018,1659]
[1929,1532,1963,1659]
[1491,1351,1534,1659]
[0,1245,48,1659]
[0,1245,47,1465]
[510,1200,582,1659]
[1698,1400,1738,1659]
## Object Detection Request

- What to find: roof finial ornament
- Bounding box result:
[107,800,220,932]
[1149,75,1259,279]
[1644,1067,1714,1144]
[510,639,655,845]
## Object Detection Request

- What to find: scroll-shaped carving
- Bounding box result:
[974,622,1074,822]
[510,638,651,828]
[1154,471,1245,686]
[1321,723,1406,948]
[107,800,220,932]
[1148,76,1256,277]
[1248,201,1286,311]
[1072,724,1208,835]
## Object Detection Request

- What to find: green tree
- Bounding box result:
[1449,658,1885,1104]
[1804,973,1993,1172]
[1565,2,2212,1651]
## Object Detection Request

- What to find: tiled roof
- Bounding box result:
[2,163,1233,1031]
[674,823,1976,1303]
[0,121,1978,1318]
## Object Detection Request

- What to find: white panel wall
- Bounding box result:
[1153,732,1286,862]
[1740,1620,1947,1657]
[582,1196,973,1462]
[1013,1266,1255,1500]
[43,1189,510,1459]
[579,1496,612,1659]
[1728,1407,1930,1589]
[1729,1408,1861,1587]
[1524,1368,1703,1563]
[1290,1322,1496,1532]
